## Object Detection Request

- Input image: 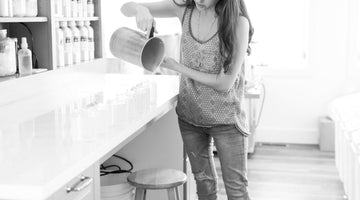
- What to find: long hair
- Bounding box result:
[180,0,254,73]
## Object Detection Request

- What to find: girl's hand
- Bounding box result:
[135,6,157,38]
[161,57,179,71]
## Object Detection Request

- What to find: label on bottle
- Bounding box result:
[74,37,79,43]
[64,37,72,51]
[65,37,71,44]
[81,36,87,42]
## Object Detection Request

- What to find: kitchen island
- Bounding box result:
[0,59,181,200]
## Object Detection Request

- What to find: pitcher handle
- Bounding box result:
[148,26,155,39]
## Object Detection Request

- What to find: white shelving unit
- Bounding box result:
[0,0,103,71]
[0,17,48,23]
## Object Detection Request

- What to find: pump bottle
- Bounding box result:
[18,37,33,76]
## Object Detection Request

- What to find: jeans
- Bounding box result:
[178,118,251,200]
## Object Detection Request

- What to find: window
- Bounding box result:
[246,0,309,70]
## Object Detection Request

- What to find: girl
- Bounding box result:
[121,0,254,199]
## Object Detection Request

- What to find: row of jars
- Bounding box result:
[0,0,38,17]
[55,20,95,68]
[55,0,94,18]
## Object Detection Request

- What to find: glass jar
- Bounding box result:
[25,0,38,17]
[0,30,17,77]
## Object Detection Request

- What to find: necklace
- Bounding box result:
[197,10,217,41]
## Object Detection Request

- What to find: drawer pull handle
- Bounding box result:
[66,176,93,193]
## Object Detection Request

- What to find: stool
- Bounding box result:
[127,168,187,200]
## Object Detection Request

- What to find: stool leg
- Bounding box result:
[135,188,146,200]
[175,187,181,200]
[167,188,177,200]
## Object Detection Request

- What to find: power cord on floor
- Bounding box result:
[100,154,133,176]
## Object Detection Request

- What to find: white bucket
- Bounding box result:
[100,173,134,200]
[110,27,165,72]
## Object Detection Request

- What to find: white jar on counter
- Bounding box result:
[25,0,38,17]
[60,21,73,66]
[85,21,94,60]
[68,21,80,64]
[77,21,89,62]
[0,30,17,77]
[13,0,26,17]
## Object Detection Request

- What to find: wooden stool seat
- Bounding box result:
[127,168,187,200]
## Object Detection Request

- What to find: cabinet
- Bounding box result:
[47,164,100,200]
[0,0,103,71]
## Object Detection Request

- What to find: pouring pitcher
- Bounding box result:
[110,27,165,72]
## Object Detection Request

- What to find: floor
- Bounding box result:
[215,143,346,200]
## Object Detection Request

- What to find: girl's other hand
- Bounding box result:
[135,6,157,38]
[161,57,178,70]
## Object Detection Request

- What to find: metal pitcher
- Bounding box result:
[109,27,165,72]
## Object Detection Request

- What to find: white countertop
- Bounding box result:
[0,59,180,199]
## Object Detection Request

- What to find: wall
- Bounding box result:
[255,0,360,144]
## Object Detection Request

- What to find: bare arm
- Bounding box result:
[121,0,184,18]
[121,0,184,36]
[161,16,250,92]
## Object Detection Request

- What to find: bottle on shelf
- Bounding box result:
[77,0,82,17]
[0,0,10,17]
[81,0,87,18]
[85,21,94,60]
[62,0,71,17]
[60,21,73,66]
[76,21,89,62]
[8,0,13,17]
[18,37,32,76]
[0,29,16,77]
[70,0,77,17]
[87,0,94,17]
[55,0,63,17]
[12,0,26,17]
[24,0,38,17]
[68,21,80,64]
[55,22,64,68]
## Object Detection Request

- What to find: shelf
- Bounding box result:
[55,16,100,22]
[0,17,48,23]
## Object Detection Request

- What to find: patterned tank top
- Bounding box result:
[176,6,249,135]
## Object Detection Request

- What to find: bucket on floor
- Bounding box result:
[110,27,165,72]
[100,173,134,200]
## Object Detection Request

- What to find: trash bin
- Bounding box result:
[319,116,335,152]
[100,173,134,200]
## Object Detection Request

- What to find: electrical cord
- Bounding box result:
[100,154,133,176]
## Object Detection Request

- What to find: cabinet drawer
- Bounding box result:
[48,166,95,200]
